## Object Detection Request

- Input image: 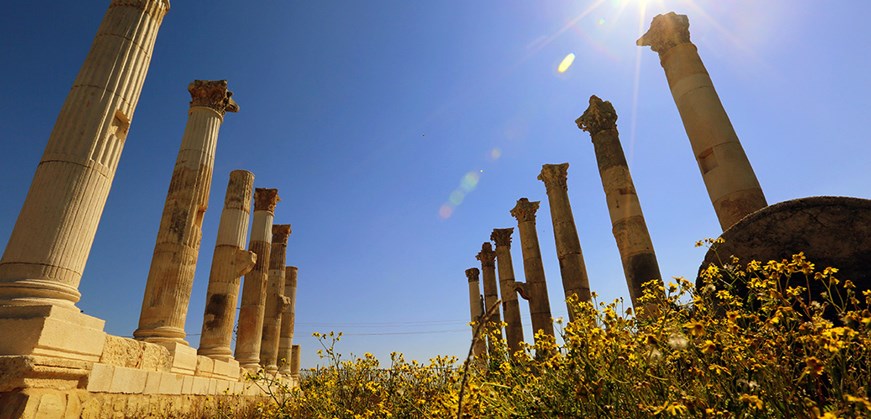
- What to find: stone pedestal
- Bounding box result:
[278,266,298,376]
[475,243,501,354]
[490,228,524,354]
[538,163,591,319]
[260,225,291,374]
[135,80,239,346]
[0,0,169,390]
[235,189,280,371]
[198,170,257,360]
[464,268,486,359]
[638,12,766,231]
[510,198,554,340]
[577,96,663,310]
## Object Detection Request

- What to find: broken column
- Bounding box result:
[260,225,291,374]
[476,243,501,347]
[0,0,170,375]
[197,170,257,360]
[491,228,524,354]
[638,12,767,231]
[235,188,280,371]
[290,344,301,381]
[538,163,592,318]
[510,198,555,340]
[465,268,486,359]
[577,96,663,309]
[135,80,239,346]
[278,266,298,376]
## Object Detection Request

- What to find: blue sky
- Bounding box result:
[1,1,869,369]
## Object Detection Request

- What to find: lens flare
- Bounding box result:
[557,53,576,73]
[438,204,453,219]
[489,147,502,160]
[460,172,480,192]
[449,190,465,206]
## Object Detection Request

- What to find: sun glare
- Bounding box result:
[557,53,576,73]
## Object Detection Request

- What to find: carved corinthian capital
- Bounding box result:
[538,163,569,193]
[637,12,691,54]
[490,228,514,249]
[271,224,292,245]
[188,80,240,115]
[465,268,480,283]
[111,0,171,18]
[476,242,496,267]
[254,188,281,213]
[510,198,540,223]
[576,95,618,135]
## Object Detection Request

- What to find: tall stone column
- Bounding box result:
[475,243,501,350]
[235,188,280,371]
[538,163,592,319]
[638,12,766,231]
[197,170,257,360]
[510,198,554,340]
[465,268,486,359]
[134,80,239,346]
[278,266,298,376]
[260,225,291,374]
[0,0,169,373]
[577,96,664,309]
[491,228,524,354]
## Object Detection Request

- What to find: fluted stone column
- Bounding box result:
[465,268,486,359]
[539,163,592,319]
[577,96,664,309]
[278,266,298,376]
[198,170,257,360]
[491,228,524,354]
[260,225,291,374]
[235,188,280,371]
[510,198,554,340]
[290,344,301,381]
[638,12,766,231]
[135,80,238,346]
[0,1,170,371]
[476,243,501,350]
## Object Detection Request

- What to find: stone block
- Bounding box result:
[164,342,197,375]
[85,363,114,393]
[140,341,172,371]
[215,379,231,394]
[108,366,147,394]
[143,371,161,394]
[0,305,106,363]
[182,375,194,394]
[157,372,183,395]
[195,355,215,377]
[191,376,210,394]
[0,355,92,392]
[99,335,143,368]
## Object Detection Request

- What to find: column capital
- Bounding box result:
[254,188,280,212]
[576,95,618,135]
[271,224,292,245]
[110,0,171,17]
[510,198,540,222]
[476,242,496,267]
[538,163,569,192]
[490,228,514,249]
[188,80,239,115]
[637,12,691,54]
[465,268,480,283]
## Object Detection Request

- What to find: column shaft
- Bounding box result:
[290,344,301,381]
[476,243,501,353]
[235,189,280,371]
[198,170,257,360]
[465,268,486,359]
[278,266,298,376]
[260,225,291,374]
[491,228,523,354]
[0,0,170,308]
[510,199,554,340]
[638,12,766,230]
[135,80,238,345]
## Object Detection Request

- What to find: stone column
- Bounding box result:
[260,225,291,374]
[475,243,501,348]
[290,344,301,381]
[490,228,524,354]
[197,170,257,360]
[510,198,554,340]
[135,80,238,346]
[638,12,766,231]
[235,188,280,371]
[465,268,486,359]
[577,96,664,309]
[538,163,592,319]
[0,0,169,372]
[278,266,298,376]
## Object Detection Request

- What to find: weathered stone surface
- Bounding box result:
[491,228,524,354]
[476,242,502,346]
[510,198,555,341]
[278,266,298,376]
[260,225,292,374]
[465,268,486,359]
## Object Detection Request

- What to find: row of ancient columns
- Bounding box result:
[466,12,767,358]
[0,0,303,385]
